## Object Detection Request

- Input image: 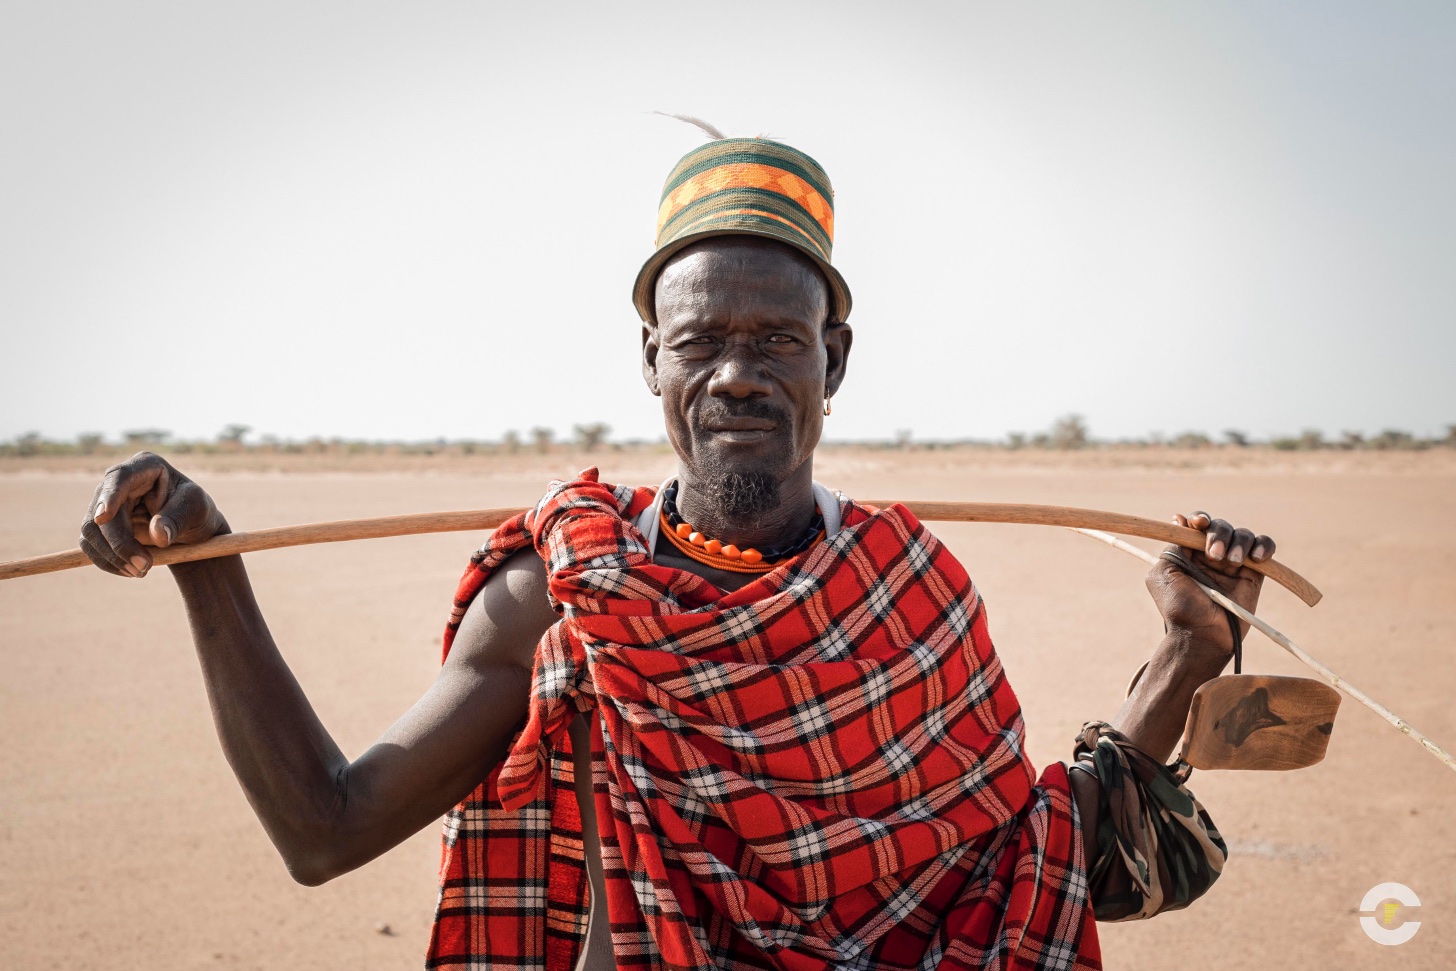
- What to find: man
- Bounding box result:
[79,136,1275,969]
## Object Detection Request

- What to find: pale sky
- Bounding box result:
[3,1,1452,445]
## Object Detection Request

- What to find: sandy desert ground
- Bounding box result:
[2,447,1453,969]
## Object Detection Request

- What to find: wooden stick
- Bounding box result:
[0,509,522,582]
[0,501,1321,605]
[869,501,1320,605]
[1072,527,1456,774]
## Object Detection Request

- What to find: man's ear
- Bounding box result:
[642,324,662,396]
[823,321,853,398]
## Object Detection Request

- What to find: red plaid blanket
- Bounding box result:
[427,471,1100,970]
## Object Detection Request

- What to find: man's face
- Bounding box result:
[643,236,851,515]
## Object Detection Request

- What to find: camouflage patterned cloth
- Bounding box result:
[1069,721,1228,921]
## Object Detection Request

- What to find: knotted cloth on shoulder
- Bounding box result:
[426,470,1222,970]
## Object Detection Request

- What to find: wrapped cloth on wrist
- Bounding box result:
[1068,720,1228,921]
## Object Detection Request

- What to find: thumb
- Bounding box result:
[147,480,207,547]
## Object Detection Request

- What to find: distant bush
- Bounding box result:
[1369,430,1424,450]
[1049,414,1089,450]
[574,423,611,452]
[1172,431,1213,449]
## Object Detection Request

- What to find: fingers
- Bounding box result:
[93,455,164,525]
[79,519,130,576]
[1173,510,1277,572]
[97,502,154,576]
[1226,527,1256,565]
[83,451,173,577]
[1195,513,1227,561]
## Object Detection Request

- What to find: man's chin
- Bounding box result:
[704,469,781,520]
[694,436,794,477]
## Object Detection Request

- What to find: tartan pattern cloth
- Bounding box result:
[631,137,854,325]
[428,470,1101,970]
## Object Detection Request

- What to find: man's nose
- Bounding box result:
[707,341,773,399]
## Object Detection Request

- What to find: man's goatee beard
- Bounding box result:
[706,470,781,521]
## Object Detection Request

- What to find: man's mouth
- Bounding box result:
[702,417,779,444]
[706,418,777,432]
[709,430,775,445]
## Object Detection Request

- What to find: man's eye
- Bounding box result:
[686,336,716,345]
[767,335,796,344]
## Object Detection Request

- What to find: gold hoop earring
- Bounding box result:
[823,396,833,416]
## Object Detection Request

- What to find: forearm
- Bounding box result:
[1071,630,1228,869]
[1110,630,1229,762]
[170,553,349,882]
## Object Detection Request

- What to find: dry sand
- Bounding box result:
[2,448,1453,969]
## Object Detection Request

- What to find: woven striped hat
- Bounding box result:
[632,137,852,324]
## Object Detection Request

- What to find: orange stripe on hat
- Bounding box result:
[656,163,834,244]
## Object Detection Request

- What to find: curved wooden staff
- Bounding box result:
[7,500,1455,773]
[0,501,1321,605]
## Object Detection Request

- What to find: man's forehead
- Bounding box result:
[659,237,825,286]
[654,239,829,326]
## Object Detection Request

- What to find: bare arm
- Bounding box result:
[82,451,559,885]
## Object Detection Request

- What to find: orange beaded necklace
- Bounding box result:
[658,481,825,574]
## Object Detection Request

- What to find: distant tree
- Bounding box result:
[15,431,43,456]
[531,427,554,454]
[1172,431,1212,449]
[574,423,611,452]
[1223,429,1249,447]
[1005,432,1026,450]
[75,432,105,455]
[1370,429,1417,450]
[123,429,169,447]
[1445,424,1456,447]
[218,424,251,447]
[1340,431,1365,450]
[1297,429,1325,451]
[502,430,521,454]
[1049,414,1089,450]
[894,429,913,449]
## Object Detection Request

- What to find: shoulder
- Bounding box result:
[449,547,559,676]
